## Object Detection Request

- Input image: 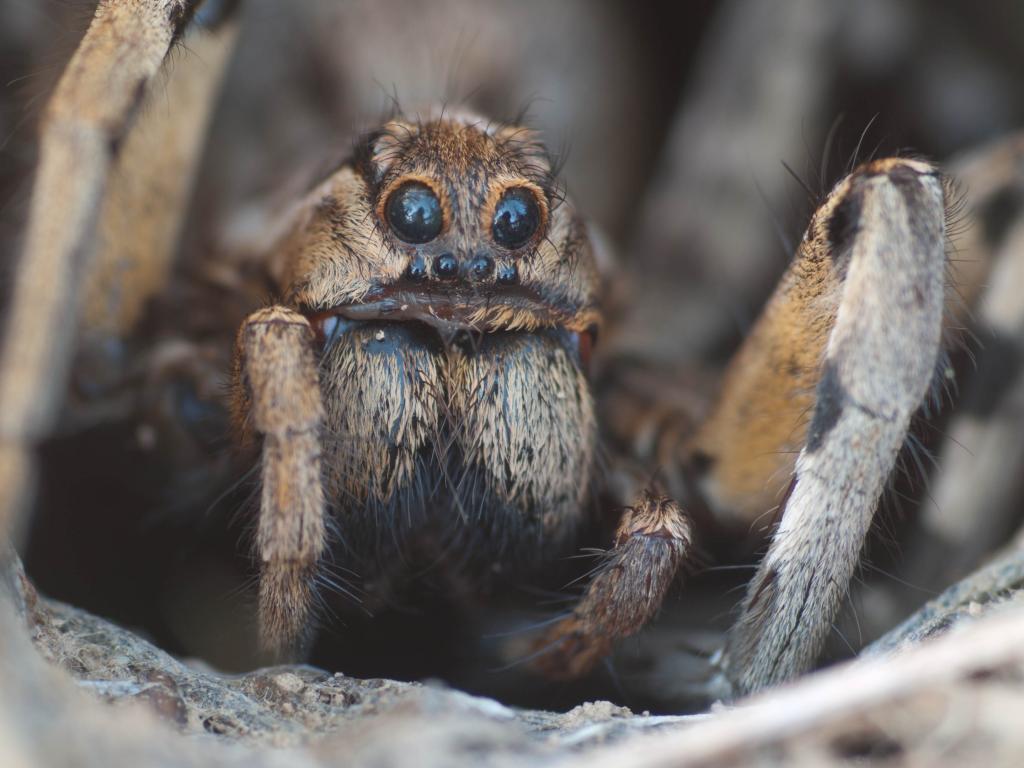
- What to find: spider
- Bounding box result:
[2,0,1022,708]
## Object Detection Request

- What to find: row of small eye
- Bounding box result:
[384,181,542,249]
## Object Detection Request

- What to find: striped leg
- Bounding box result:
[687,159,948,695]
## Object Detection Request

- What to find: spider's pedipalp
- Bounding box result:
[0,0,215,537]
[710,159,947,696]
[233,307,328,659]
[526,490,694,679]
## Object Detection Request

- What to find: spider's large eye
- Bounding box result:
[492,187,541,249]
[385,181,443,244]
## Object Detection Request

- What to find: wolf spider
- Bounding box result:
[3,0,1023,705]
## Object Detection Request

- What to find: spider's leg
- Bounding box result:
[232,306,327,659]
[527,490,693,679]
[903,135,1024,587]
[691,159,947,696]
[0,0,229,536]
[81,9,238,350]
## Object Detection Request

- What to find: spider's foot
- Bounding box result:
[704,647,735,702]
[522,615,612,680]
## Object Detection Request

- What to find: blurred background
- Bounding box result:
[2,0,1024,712]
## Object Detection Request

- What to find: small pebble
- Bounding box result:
[272,672,305,693]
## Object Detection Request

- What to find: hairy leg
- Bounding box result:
[709,159,947,696]
[530,491,693,679]
[81,9,237,345]
[232,306,327,659]
[0,0,225,537]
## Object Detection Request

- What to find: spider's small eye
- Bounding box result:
[385,181,443,244]
[492,188,541,249]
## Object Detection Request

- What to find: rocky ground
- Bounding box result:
[4,544,1024,767]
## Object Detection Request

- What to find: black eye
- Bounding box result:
[385,181,443,244]
[492,188,540,249]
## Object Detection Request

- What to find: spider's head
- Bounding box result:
[275,111,602,566]
[283,110,602,352]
